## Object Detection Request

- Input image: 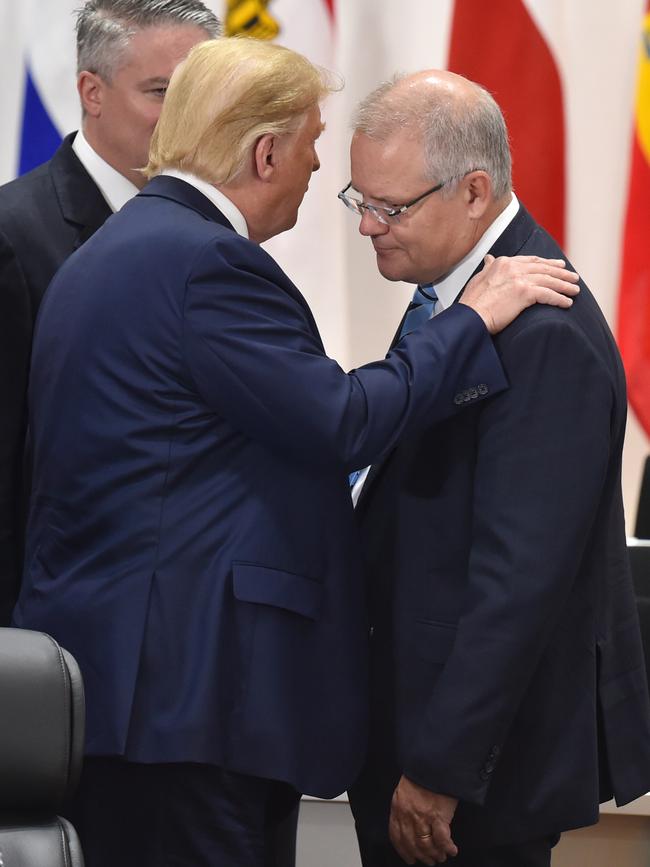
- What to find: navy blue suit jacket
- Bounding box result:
[354,205,650,844]
[13,176,506,798]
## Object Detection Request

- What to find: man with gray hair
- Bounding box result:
[0,0,219,624]
[345,70,650,866]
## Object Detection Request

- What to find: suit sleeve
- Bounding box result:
[402,315,614,804]
[0,230,33,624]
[182,238,507,470]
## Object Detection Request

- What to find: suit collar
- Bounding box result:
[450,203,538,305]
[49,132,113,245]
[479,203,536,263]
[72,128,139,213]
[435,194,521,311]
[137,175,237,233]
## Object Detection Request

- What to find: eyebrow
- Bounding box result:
[140,76,170,87]
[351,185,397,206]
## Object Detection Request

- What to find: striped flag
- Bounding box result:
[618,3,650,437]
[14,0,79,176]
[447,0,566,246]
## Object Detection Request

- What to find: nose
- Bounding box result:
[359,209,389,237]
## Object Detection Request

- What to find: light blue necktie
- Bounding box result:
[398,284,438,339]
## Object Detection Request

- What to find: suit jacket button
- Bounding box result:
[454,394,464,405]
[478,383,488,396]
[469,387,478,399]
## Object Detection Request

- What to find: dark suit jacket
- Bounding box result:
[0,132,112,623]
[12,176,507,798]
[354,205,650,846]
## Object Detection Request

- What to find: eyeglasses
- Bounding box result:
[337,179,448,225]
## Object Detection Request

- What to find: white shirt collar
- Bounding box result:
[433,193,520,311]
[72,129,140,213]
[160,168,249,239]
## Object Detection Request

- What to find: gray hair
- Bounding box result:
[76,0,221,80]
[353,73,512,199]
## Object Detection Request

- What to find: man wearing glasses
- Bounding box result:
[345,70,650,867]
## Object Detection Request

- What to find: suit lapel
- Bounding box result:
[49,133,113,249]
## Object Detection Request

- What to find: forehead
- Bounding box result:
[350,130,427,195]
[296,104,324,139]
[118,23,208,77]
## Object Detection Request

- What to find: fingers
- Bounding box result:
[496,255,567,267]
[528,273,580,296]
[481,254,579,285]
[530,286,574,309]
[389,812,458,865]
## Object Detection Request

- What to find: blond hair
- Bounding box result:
[145,37,336,184]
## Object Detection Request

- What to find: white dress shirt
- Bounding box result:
[161,168,249,239]
[72,129,140,213]
[351,193,520,507]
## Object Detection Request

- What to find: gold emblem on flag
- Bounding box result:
[637,13,650,162]
[225,0,280,40]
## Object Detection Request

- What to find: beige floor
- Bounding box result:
[553,815,650,867]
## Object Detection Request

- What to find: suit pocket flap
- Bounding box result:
[232,562,323,621]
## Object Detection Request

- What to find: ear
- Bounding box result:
[77,71,105,118]
[463,171,492,219]
[253,133,278,182]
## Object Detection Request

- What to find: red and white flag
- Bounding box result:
[618,2,650,437]
[447,0,566,246]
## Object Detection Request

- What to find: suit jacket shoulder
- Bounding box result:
[0,132,112,313]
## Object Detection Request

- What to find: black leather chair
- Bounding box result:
[0,628,85,866]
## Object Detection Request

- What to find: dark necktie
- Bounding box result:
[398,284,438,339]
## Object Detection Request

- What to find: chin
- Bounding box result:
[279,215,298,236]
[376,259,409,283]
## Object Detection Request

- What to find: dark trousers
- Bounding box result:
[350,758,558,867]
[354,824,558,867]
[65,757,300,867]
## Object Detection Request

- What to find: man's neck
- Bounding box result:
[73,128,141,213]
[81,124,145,190]
[431,192,520,310]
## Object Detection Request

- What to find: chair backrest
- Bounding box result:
[0,628,85,867]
